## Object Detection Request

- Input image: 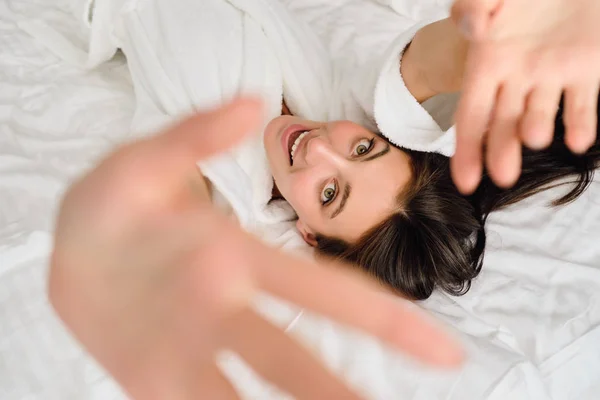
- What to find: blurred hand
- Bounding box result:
[450,0,600,193]
[50,99,462,400]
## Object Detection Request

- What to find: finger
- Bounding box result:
[236,234,463,367]
[486,85,524,188]
[185,212,463,367]
[519,86,562,150]
[453,51,498,194]
[151,97,265,164]
[119,98,265,207]
[126,355,240,400]
[451,0,503,40]
[564,84,600,154]
[224,309,361,400]
[195,364,241,400]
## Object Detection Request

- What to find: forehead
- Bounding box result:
[328,120,373,135]
[324,146,411,242]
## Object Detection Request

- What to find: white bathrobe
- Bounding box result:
[24,0,457,231]
[19,0,461,226]
[18,0,460,241]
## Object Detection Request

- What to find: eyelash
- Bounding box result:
[353,138,375,157]
[321,180,337,206]
[319,138,375,207]
[318,138,376,207]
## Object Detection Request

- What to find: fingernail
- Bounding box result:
[566,131,593,154]
[530,135,552,150]
[497,170,521,189]
[571,141,591,155]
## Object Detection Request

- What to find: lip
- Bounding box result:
[281,124,309,165]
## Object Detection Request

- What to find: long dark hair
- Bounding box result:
[316,98,600,300]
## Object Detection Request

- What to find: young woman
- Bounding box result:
[70,0,600,301]
[67,0,468,254]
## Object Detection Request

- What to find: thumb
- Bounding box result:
[451,0,503,41]
[153,97,265,162]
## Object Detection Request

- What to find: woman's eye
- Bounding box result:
[321,181,337,205]
[354,138,374,156]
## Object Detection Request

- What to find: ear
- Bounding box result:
[296,219,317,247]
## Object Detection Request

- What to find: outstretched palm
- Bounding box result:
[50,99,461,399]
[451,0,600,193]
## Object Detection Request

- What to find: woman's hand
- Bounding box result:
[450,0,600,193]
[402,18,469,103]
[50,99,462,400]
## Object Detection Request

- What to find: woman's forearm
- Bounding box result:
[400,42,438,104]
[400,18,468,103]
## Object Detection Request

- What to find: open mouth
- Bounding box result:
[281,123,317,166]
[287,130,310,165]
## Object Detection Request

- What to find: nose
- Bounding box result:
[305,136,346,168]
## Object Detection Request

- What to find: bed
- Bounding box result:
[1,0,599,399]
[0,1,133,398]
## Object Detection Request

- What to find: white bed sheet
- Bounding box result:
[1,0,599,399]
[0,1,133,398]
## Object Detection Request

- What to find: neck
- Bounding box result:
[269,101,290,202]
[282,101,292,116]
[271,181,283,200]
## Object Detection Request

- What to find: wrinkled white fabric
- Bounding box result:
[4,0,599,399]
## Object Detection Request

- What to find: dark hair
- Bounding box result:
[316,98,600,300]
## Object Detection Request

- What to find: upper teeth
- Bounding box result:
[291,131,309,160]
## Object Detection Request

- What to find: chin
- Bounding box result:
[263,117,280,144]
[264,118,291,173]
[264,143,282,185]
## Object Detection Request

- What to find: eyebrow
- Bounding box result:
[331,183,351,219]
[362,143,390,162]
[329,142,390,219]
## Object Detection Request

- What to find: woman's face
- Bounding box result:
[264,116,413,245]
